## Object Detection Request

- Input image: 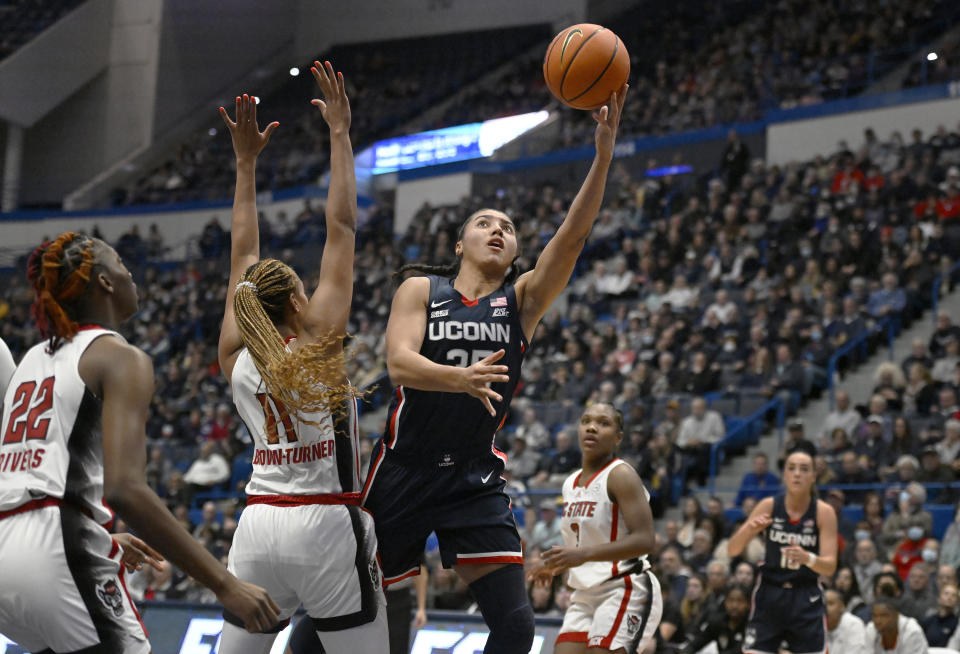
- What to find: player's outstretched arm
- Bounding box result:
[727,496,773,557]
[218,93,278,381]
[86,337,280,632]
[540,463,653,571]
[385,277,509,416]
[515,83,628,339]
[300,61,356,346]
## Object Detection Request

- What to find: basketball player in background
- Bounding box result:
[215,62,387,654]
[0,337,15,398]
[359,84,627,654]
[0,233,279,653]
[528,402,660,654]
[727,442,837,654]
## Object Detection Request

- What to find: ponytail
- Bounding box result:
[234,259,360,427]
[27,232,97,351]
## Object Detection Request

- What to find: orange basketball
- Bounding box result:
[543,24,629,111]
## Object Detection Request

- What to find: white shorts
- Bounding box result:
[227,502,386,629]
[557,571,662,653]
[0,503,149,654]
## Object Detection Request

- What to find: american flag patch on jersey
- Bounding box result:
[491,296,507,307]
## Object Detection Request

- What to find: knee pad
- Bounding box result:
[468,564,535,654]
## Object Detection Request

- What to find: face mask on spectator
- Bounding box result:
[900,491,911,505]
[908,526,924,541]
[724,341,736,352]
[922,548,938,563]
[855,530,871,543]
[811,331,822,342]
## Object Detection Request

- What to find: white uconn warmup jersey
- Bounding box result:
[0,328,117,524]
[231,345,361,497]
[561,458,650,590]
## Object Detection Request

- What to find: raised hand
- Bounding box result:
[219,93,278,163]
[459,349,509,416]
[593,83,628,161]
[745,513,773,534]
[310,60,351,134]
[113,533,164,574]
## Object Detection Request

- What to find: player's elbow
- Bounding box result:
[635,531,655,557]
[103,477,144,516]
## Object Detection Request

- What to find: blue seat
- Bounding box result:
[928,505,954,541]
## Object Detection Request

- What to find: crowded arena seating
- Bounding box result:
[0,0,83,60]
[4,114,960,632]
[112,0,960,208]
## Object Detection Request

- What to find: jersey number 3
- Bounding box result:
[255,393,298,445]
[2,377,55,445]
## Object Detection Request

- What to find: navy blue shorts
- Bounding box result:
[361,443,522,586]
[744,581,825,654]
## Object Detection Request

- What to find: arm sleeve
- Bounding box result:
[0,338,14,399]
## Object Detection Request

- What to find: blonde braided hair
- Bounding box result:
[234,259,359,427]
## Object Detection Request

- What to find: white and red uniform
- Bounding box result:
[0,328,148,653]
[556,458,662,653]
[220,344,386,653]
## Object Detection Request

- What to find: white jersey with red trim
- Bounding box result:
[561,458,650,590]
[231,345,361,497]
[0,328,119,524]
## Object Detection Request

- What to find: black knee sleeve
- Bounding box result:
[468,564,535,654]
[287,616,326,654]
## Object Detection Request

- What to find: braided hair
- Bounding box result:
[26,232,98,351]
[394,209,522,283]
[233,258,359,427]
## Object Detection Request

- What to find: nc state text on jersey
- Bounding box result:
[428,321,510,343]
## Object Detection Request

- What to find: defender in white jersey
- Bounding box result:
[529,403,661,654]
[0,233,279,653]
[217,64,387,654]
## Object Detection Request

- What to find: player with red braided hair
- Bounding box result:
[0,232,281,653]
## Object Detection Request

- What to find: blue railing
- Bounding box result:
[707,396,786,493]
[827,316,898,410]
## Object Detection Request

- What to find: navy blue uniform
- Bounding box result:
[362,275,528,584]
[744,494,825,654]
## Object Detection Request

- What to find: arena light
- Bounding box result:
[927,52,938,61]
[289,67,300,76]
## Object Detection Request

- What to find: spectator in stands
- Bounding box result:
[866,594,930,654]
[676,397,725,486]
[529,428,581,489]
[941,505,960,569]
[918,446,955,504]
[836,567,868,620]
[936,565,958,594]
[191,501,222,543]
[857,415,892,472]
[704,559,729,613]
[507,434,540,482]
[931,311,960,358]
[873,363,907,413]
[932,336,960,383]
[885,454,921,488]
[679,584,750,654]
[182,440,230,491]
[902,339,934,377]
[720,130,750,190]
[527,499,563,552]
[685,528,714,576]
[854,537,884,603]
[825,588,868,654]
[779,420,817,470]
[867,273,907,318]
[937,419,960,468]
[823,427,855,469]
[903,363,938,415]
[884,483,935,555]
[734,453,780,506]
[704,496,731,540]
[825,488,857,545]
[900,562,938,621]
[677,350,718,395]
[733,561,755,588]
[678,573,709,638]
[922,582,959,647]
[863,492,887,540]
[658,544,691,601]
[677,496,703,549]
[768,343,806,409]
[513,406,550,451]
